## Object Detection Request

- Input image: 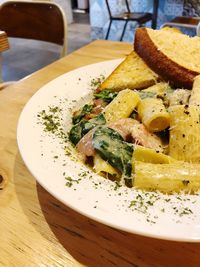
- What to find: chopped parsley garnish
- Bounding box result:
[65,176,81,187]
[38,105,68,142]
[90,75,105,89]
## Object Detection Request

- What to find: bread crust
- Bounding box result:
[134,28,199,89]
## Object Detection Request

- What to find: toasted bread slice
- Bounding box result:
[98,50,158,92]
[134,27,200,89]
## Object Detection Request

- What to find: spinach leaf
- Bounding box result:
[72,104,93,125]
[69,113,106,145]
[92,127,134,184]
[94,90,118,103]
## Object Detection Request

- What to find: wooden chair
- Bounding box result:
[161,16,200,36]
[0,0,68,58]
[105,0,159,41]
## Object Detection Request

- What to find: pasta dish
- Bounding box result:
[68,79,200,194]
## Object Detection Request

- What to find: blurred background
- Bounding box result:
[2,0,200,81]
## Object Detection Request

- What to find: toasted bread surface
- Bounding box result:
[134,28,200,88]
[98,50,158,92]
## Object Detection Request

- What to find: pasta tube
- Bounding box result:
[168,89,190,106]
[169,105,200,163]
[104,89,140,123]
[133,145,175,164]
[141,82,169,95]
[93,154,120,179]
[137,98,170,132]
[189,75,200,107]
[134,161,200,193]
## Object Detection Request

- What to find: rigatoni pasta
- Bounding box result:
[134,161,200,193]
[137,97,170,132]
[140,82,169,95]
[169,105,200,163]
[133,145,175,164]
[189,75,200,107]
[104,89,140,123]
[168,89,191,106]
[93,154,120,179]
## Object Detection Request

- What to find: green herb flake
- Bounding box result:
[65,176,80,188]
[90,75,105,89]
[113,181,122,191]
[38,106,67,141]
[179,207,193,216]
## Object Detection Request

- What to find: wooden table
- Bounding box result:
[1,40,200,267]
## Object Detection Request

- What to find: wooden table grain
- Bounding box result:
[1,40,200,267]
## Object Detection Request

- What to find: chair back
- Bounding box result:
[0,0,67,56]
[105,0,130,17]
[105,0,112,17]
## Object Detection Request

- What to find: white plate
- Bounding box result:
[17,59,200,242]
